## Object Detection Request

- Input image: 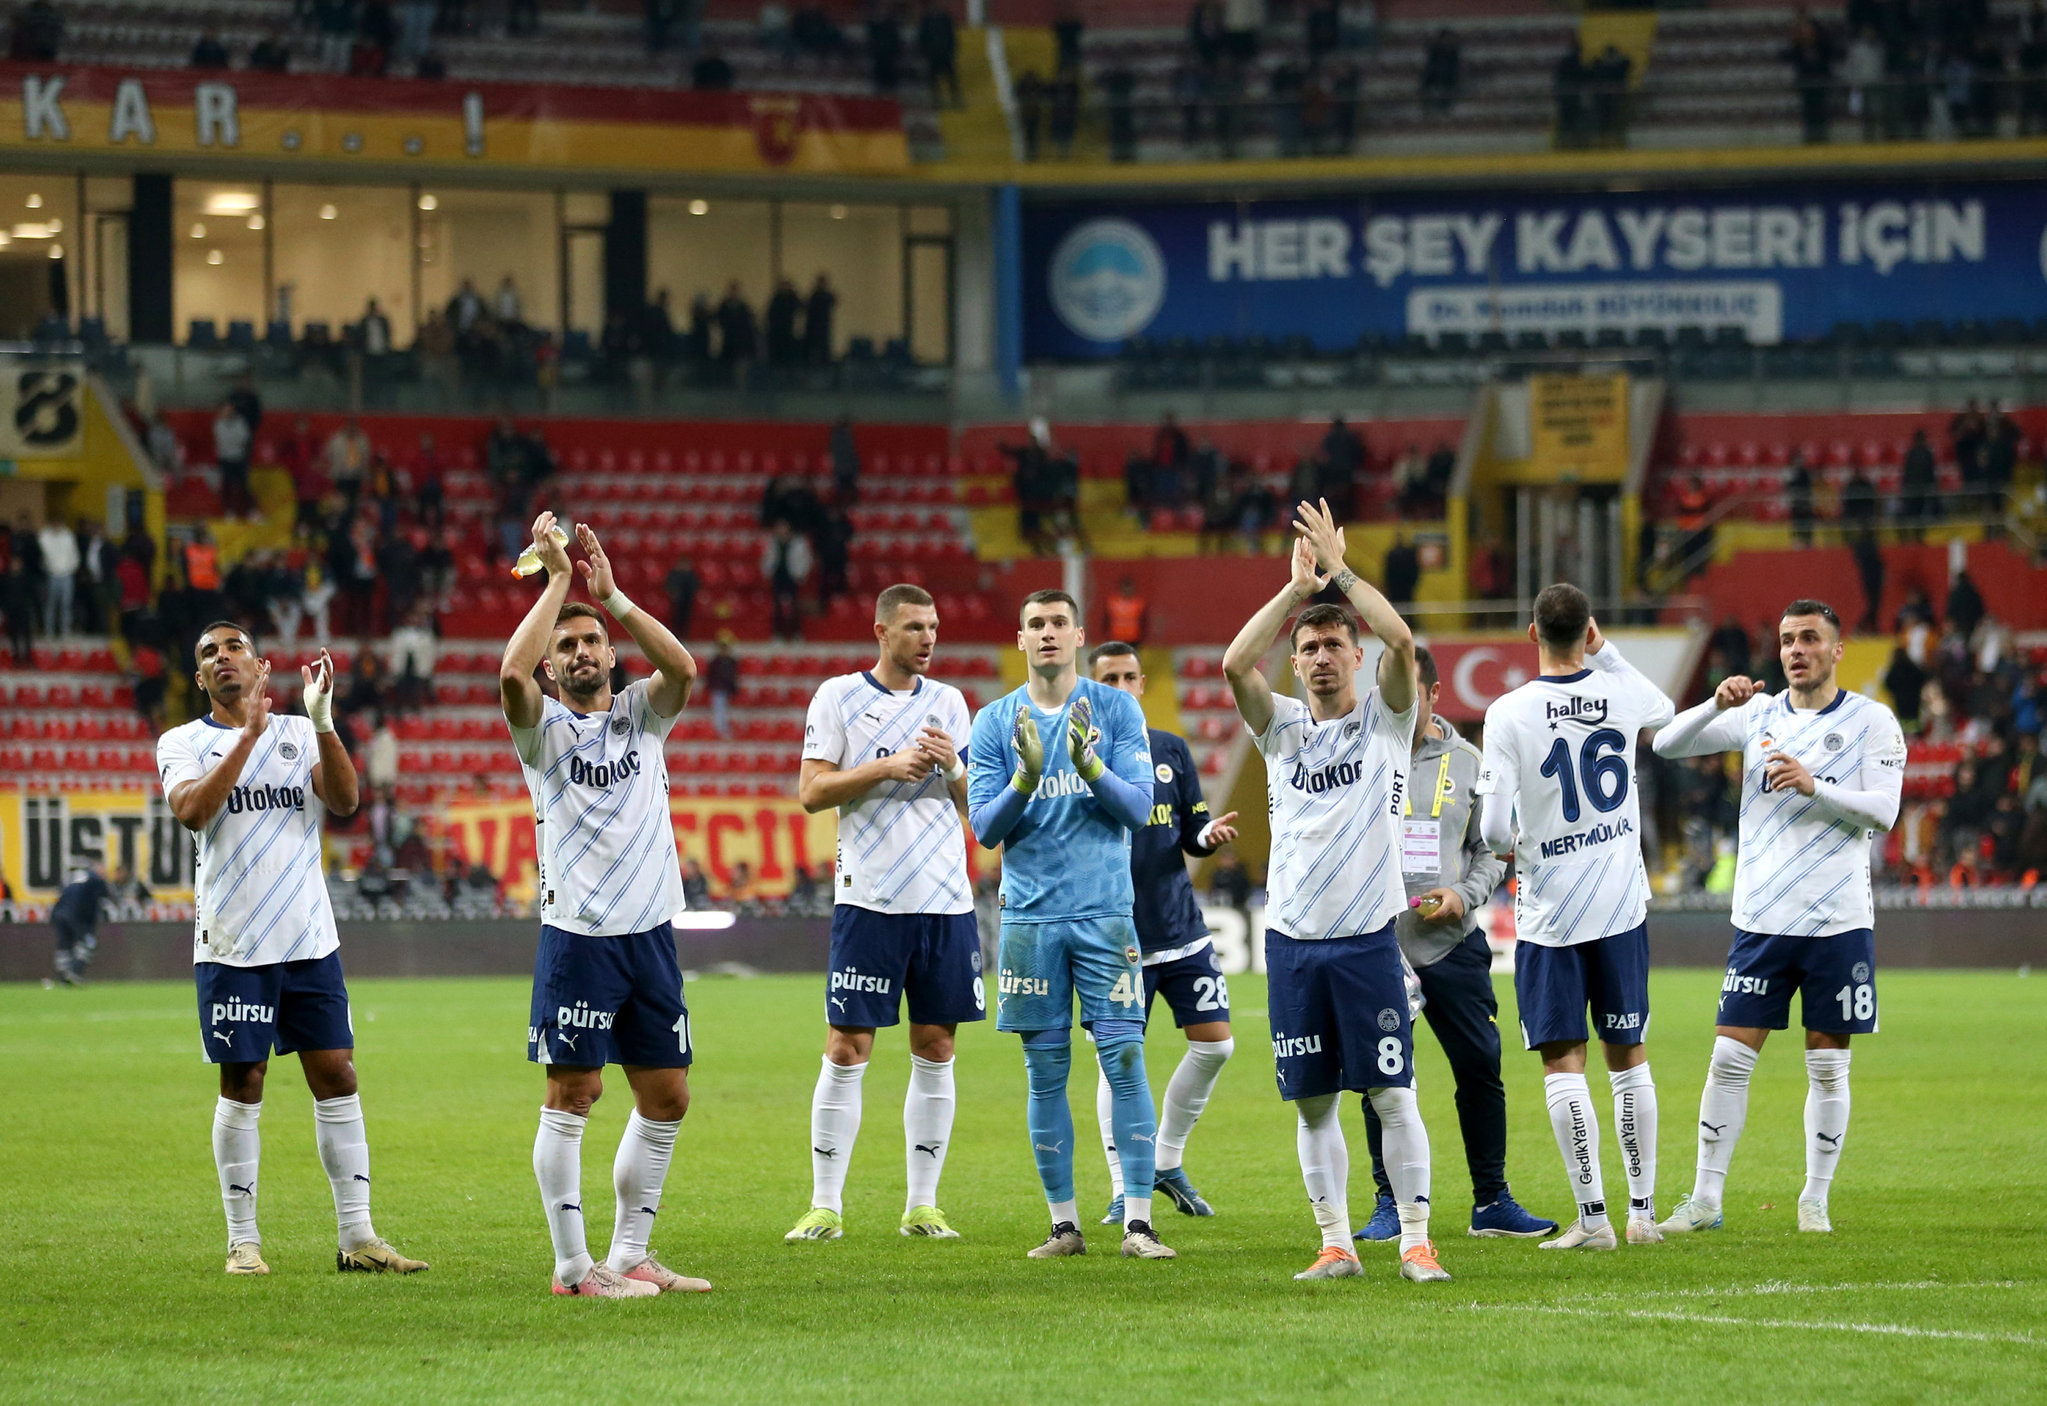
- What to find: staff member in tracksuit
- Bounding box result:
[1356,646,1560,1242]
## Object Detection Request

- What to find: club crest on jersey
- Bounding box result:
[1376,1007,1400,1032]
[611,715,631,735]
[1824,732,1844,751]
[278,742,300,761]
[1343,720,1362,739]
[1545,696,1609,725]
[1155,763,1173,783]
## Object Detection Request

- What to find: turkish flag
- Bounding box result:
[1422,640,1536,722]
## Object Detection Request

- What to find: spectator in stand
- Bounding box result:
[1015,70,1046,161]
[828,414,860,501]
[867,5,903,93]
[1784,11,1837,143]
[1220,0,1258,62]
[1588,42,1632,144]
[1841,460,1879,530]
[1844,25,1884,137]
[765,278,804,367]
[1949,397,1986,498]
[1052,1,1083,70]
[1004,420,1058,555]
[1984,403,2019,510]
[387,601,437,710]
[706,635,740,739]
[761,519,812,640]
[680,857,712,909]
[114,549,150,644]
[494,274,523,326]
[1852,531,1886,634]
[190,27,230,67]
[38,515,79,638]
[9,0,63,60]
[1103,65,1138,162]
[717,281,758,379]
[1947,568,1985,642]
[918,0,959,106]
[131,639,167,728]
[1786,447,1816,547]
[1420,27,1461,112]
[1103,575,1148,646]
[1707,614,1752,682]
[1,557,33,663]
[1382,533,1420,607]
[815,503,853,609]
[1189,0,1224,68]
[211,399,253,520]
[365,711,401,796]
[224,548,273,637]
[665,555,699,636]
[1900,428,1938,534]
[145,413,184,479]
[804,275,837,365]
[1048,70,1080,159]
[315,0,357,70]
[1149,411,1192,513]
[324,416,372,508]
[1554,39,1590,147]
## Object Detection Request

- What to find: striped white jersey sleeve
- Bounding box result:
[509,678,685,937]
[1477,645,1675,949]
[803,671,973,916]
[1257,686,1415,942]
[158,714,337,968]
[1658,689,1905,936]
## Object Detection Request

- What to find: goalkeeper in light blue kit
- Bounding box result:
[968,589,1176,1260]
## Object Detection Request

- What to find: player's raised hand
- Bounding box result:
[574,523,615,600]
[531,511,571,577]
[242,659,273,740]
[1288,534,1329,600]
[1294,497,1349,577]
[1066,694,1105,782]
[1011,704,1044,791]
[1205,810,1240,846]
[1715,674,1759,710]
[300,649,336,734]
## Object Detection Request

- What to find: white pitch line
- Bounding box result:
[1479,1303,2040,1346]
[1608,1279,2020,1302]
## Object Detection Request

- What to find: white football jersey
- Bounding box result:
[158,714,337,968]
[1656,689,1905,936]
[509,678,685,936]
[1478,646,1675,948]
[1258,686,1416,942]
[803,671,973,915]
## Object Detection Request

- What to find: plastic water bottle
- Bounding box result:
[512,522,571,577]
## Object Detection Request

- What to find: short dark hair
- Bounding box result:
[1533,583,1591,651]
[553,602,607,636]
[1414,644,1438,692]
[194,619,251,666]
[875,583,935,622]
[1781,599,1842,634]
[1089,641,1139,666]
[1020,588,1080,621]
[1290,603,1359,648]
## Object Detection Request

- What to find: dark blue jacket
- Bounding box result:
[1130,729,1218,954]
[53,872,111,930]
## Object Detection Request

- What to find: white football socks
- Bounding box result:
[808,1057,866,1213]
[608,1109,679,1272]
[903,1054,955,1214]
[1156,1037,1233,1173]
[1295,1093,1352,1249]
[213,1096,262,1247]
[1367,1083,1433,1253]
[534,1106,592,1286]
[1544,1072,1609,1230]
[1095,1070,1125,1199]
[1802,1048,1852,1205]
[313,1093,377,1251]
[1693,1035,1757,1207]
[1608,1063,1658,1223]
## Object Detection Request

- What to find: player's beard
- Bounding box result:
[560,661,606,704]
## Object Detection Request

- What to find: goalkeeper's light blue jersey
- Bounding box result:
[967,678,1152,924]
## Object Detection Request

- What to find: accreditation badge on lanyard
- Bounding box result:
[1401,752,1453,878]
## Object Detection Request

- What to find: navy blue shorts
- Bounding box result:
[1265,921,1415,1101]
[1717,927,1878,1034]
[1145,942,1232,1028]
[826,906,986,1028]
[528,922,692,1069]
[1514,923,1650,1051]
[196,952,353,1064]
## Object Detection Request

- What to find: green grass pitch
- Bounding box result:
[2,968,2043,1404]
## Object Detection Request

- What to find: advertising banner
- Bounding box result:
[1,365,85,459]
[1528,373,1628,482]
[0,64,908,175]
[0,789,196,901]
[1023,181,2047,358]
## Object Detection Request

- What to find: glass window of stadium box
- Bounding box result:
[173,182,267,345]
[417,189,562,336]
[0,173,79,341]
[268,184,415,338]
[647,195,774,329]
[781,201,903,361]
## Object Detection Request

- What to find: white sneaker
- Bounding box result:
[1797,1198,1832,1233]
[1539,1220,1618,1251]
[1626,1216,1664,1245]
[1657,1194,1724,1234]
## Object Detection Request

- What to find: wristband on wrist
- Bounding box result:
[943,755,966,783]
[600,587,636,621]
